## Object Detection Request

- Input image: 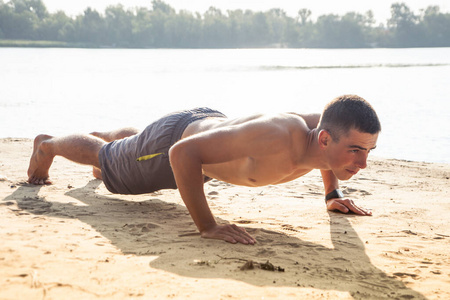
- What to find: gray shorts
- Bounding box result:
[98,108,226,194]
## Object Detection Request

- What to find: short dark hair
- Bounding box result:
[318,95,381,141]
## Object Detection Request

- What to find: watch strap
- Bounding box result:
[325,189,344,203]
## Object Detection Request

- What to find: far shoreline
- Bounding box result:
[2,40,450,50]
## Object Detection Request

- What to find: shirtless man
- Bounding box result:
[27,95,381,245]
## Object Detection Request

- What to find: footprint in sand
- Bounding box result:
[281,224,308,233]
[255,236,274,243]
[207,191,219,200]
[256,248,277,257]
[235,220,256,224]
[123,223,160,235]
[343,187,372,196]
[392,272,420,279]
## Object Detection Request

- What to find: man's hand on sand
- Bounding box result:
[201,224,256,245]
[326,198,372,216]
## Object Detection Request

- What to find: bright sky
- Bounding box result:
[43,0,448,23]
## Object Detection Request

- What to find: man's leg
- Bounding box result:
[27,134,106,185]
[90,127,139,143]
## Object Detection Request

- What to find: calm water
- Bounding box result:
[0,48,449,163]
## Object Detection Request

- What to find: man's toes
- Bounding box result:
[28,177,48,185]
[39,178,50,185]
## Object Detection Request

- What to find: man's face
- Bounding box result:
[326,129,379,180]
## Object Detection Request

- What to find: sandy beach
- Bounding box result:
[0,137,449,299]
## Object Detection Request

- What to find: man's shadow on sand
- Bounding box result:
[4,181,425,300]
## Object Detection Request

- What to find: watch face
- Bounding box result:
[337,190,344,198]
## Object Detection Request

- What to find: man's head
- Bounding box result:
[317,95,381,180]
[318,95,381,142]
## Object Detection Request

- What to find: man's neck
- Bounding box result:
[302,128,329,170]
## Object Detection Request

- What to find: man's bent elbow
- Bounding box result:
[168,141,198,168]
[168,143,182,167]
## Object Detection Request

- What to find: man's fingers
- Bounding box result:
[223,236,238,244]
[345,199,372,216]
[346,200,365,215]
[329,199,372,216]
[202,224,256,245]
[230,224,256,244]
[332,201,349,213]
[353,206,372,216]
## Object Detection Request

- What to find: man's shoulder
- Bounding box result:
[255,113,311,145]
[250,112,308,124]
[271,113,311,131]
[218,113,310,137]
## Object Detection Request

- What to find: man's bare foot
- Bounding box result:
[27,134,54,185]
[92,166,102,180]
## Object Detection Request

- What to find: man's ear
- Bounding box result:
[318,130,332,149]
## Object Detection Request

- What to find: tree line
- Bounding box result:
[1,0,449,48]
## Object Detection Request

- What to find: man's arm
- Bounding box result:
[169,141,255,244]
[320,170,372,216]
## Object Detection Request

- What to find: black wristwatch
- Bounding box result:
[325,189,344,203]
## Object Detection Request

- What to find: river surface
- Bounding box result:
[1,47,449,163]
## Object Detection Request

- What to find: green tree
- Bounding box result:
[0,0,43,39]
[151,0,174,15]
[227,9,245,47]
[74,7,106,45]
[314,14,340,47]
[147,0,176,47]
[8,0,47,19]
[202,7,229,48]
[387,2,425,47]
[421,6,450,46]
[312,12,372,48]
[250,12,270,47]
[298,8,311,26]
[131,7,153,47]
[0,1,11,38]
[341,12,372,47]
[296,9,315,47]
[164,10,201,48]
[104,5,133,46]
[36,10,72,41]
[58,21,76,42]
[265,8,290,46]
